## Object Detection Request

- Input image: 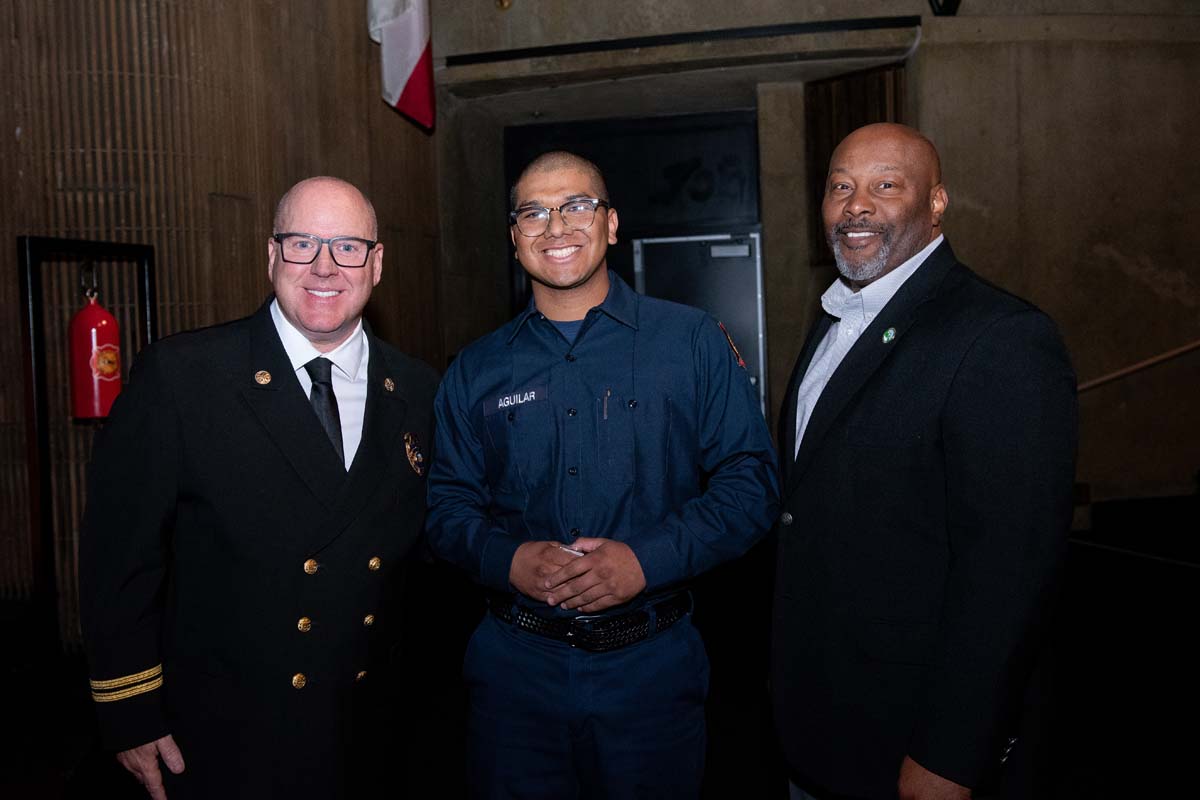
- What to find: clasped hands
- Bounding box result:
[509,538,646,614]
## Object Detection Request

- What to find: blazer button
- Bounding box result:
[780,512,794,526]
[292,672,307,689]
[355,670,367,682]
[368,556,381,571]
[303,559,319,575]
[363,613,375,627]
[297,616,312,633]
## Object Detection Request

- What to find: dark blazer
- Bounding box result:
[80,300,439,799]
[771,241,1077,799]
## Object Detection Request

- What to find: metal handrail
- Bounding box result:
[1078,338,1200,393]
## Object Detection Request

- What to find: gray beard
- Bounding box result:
[831,232,893,284]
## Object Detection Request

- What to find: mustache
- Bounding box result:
[833,220,888,235]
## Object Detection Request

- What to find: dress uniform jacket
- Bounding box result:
[80,299,438,798]
[771,241,1078,798]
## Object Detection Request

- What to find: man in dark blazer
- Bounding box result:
[772,124,1077,800]
[79,176,439,799]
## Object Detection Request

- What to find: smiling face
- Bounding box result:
[509,163,618,311]
[822,123,948,287]
[267,177,382,352]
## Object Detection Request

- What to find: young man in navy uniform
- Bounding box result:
[426,151,779,798]
[79,177,439,799]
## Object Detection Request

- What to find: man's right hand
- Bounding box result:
[116,734,185,800]
[509,541,580,603]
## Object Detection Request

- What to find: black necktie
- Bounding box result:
[304,357,344,465]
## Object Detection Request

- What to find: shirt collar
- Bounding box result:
[270,299,366,381]
[821,234,944,321]
[506,269,639,343]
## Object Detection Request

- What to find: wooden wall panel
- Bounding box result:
[0,0,441,642]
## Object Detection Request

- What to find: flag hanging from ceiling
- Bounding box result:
[369,0,434,129]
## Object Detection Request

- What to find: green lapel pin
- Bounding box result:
[882,327,896,344]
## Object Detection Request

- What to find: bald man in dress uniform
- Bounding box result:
[79,176,439,799]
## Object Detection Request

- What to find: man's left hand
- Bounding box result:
[898,756,971,800]
[543,538,646,613]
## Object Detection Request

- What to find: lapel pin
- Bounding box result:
[404,432,425,477]
[254,370,272,385]
[881,328,896,344]
[383,377,395,393]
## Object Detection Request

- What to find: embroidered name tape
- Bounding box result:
[484,385,548,416]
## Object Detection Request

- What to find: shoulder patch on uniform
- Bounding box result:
[717,322,746,369]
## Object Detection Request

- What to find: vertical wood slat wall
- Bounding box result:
[0,0,442,644]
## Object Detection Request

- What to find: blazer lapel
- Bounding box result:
[788,242,959,493]
[779,313,833,487]
[310,333,410,552]
[238,303,347,510]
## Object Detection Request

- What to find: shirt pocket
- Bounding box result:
[483,408,523,492]
[484,402,558,492]
[594,392,636,485]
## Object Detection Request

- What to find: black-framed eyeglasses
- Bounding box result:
[272,232,378,268]
[508,198,610,238]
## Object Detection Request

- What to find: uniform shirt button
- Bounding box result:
[628,399,638,408]
[297,616,312,633]
[564,354,576,362]
[567,408,577,416]
[292,672,307,689]
[507,411,515,421]
[368,556,381,571]
[569,528,581,537]
[567,466,578,476]
[303,558,319,575]
[355,670,368,682]
[780,511,794,526]
[363,613,375,627]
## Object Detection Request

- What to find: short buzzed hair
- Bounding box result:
[510,151,610,211]
[273,176,379,239]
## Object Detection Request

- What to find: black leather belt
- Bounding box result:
[488,592,692,653]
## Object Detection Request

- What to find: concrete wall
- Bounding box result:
[430,3,1200,501]
[912,15,1200,499]
[433,1,1196,58]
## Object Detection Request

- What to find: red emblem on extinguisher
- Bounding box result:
[70,292,122,418]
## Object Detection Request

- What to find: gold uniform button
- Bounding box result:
[355,670,367,682]
[363,614,375,627]
[292,672,307,689]
[297,617,312,633]
[303,558,319,575]
[368,556,381,571]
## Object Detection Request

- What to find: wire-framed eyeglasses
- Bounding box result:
[272,233,378,268]
[508,198,610,238]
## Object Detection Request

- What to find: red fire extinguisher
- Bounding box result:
[69,288,122,419]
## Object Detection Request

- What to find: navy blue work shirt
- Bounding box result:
[426,272,780,602]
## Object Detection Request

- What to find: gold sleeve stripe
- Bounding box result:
[89,664,163,690]
[92,676,163,703]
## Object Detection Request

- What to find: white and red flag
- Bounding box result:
[369,0,434,129]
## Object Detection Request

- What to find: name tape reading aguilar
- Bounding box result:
[484,385,548,416]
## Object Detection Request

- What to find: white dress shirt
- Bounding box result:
[270,300,370,470]
[794,235,944,458]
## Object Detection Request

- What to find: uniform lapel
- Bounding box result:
[239,302,347,510]
[309,333,409,552]
[788,242,958,494]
